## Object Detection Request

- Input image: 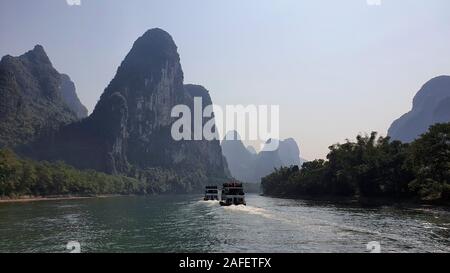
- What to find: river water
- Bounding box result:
[0,194,449,253]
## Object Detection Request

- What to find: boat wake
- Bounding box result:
[197,200,220,207]
[196,199,450,252]
[223,205,276,219]
[221,204,397,241]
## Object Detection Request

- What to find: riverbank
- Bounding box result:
[261,193,450,207]
[0,194,123,204]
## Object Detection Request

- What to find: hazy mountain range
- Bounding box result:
[221,131,305,183]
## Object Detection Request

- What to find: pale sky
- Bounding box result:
[1,0,450,160]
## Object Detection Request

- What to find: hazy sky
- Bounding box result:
[1,0,450,159]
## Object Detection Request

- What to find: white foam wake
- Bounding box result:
[223,205,276,219]
[197,200,220,207]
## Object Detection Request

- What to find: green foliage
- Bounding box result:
[0,149,146,198]
[262,123,450,203]
[0,149,21,196]
[407,123,450,201]
[0,148,220,198]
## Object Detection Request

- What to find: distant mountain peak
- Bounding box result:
[31,44,46,54]
[388,75,450,142]
[0,45,78,147]
[222,133,302,183]
[23,44,52,65]
[120,28,179,68]
[140,28,176,43]
[224,130,242,141]
[99,28,183,112]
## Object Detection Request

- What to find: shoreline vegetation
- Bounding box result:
[0,194,119,204]
[0,148,148,199]
[0,148,228,200]
[0,185,262,204]
[262,123,450,206]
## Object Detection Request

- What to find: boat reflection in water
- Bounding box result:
[220,182,246,206]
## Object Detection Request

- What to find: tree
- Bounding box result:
[407,123,450,201]
[0,149,21,196]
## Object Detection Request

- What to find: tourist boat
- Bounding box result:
[203,186,219,201]
[220,182,246,206]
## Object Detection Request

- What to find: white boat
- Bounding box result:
[220,182,246,206]
[203,186,219,201]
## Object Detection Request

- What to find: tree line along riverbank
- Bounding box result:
[262,123,450,205]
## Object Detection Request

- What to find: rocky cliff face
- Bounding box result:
[388,76,450,142]
[27,29,228,183]
[0,45,80,148]
[221,133,302,183]
[60,74,88,119]
[182,84,228,177]
[28,91,130,174]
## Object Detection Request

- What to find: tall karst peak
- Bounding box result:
[1,45,50,65]
[0,45,80,148]
[102,28,183,101]
[132,28,179,58]
[92,28,186,169]
[25,28,229,190]
[23,44,52,65]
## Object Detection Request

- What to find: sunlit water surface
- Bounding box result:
[0,194,449,252]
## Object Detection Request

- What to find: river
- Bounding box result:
[0,194,449,253]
